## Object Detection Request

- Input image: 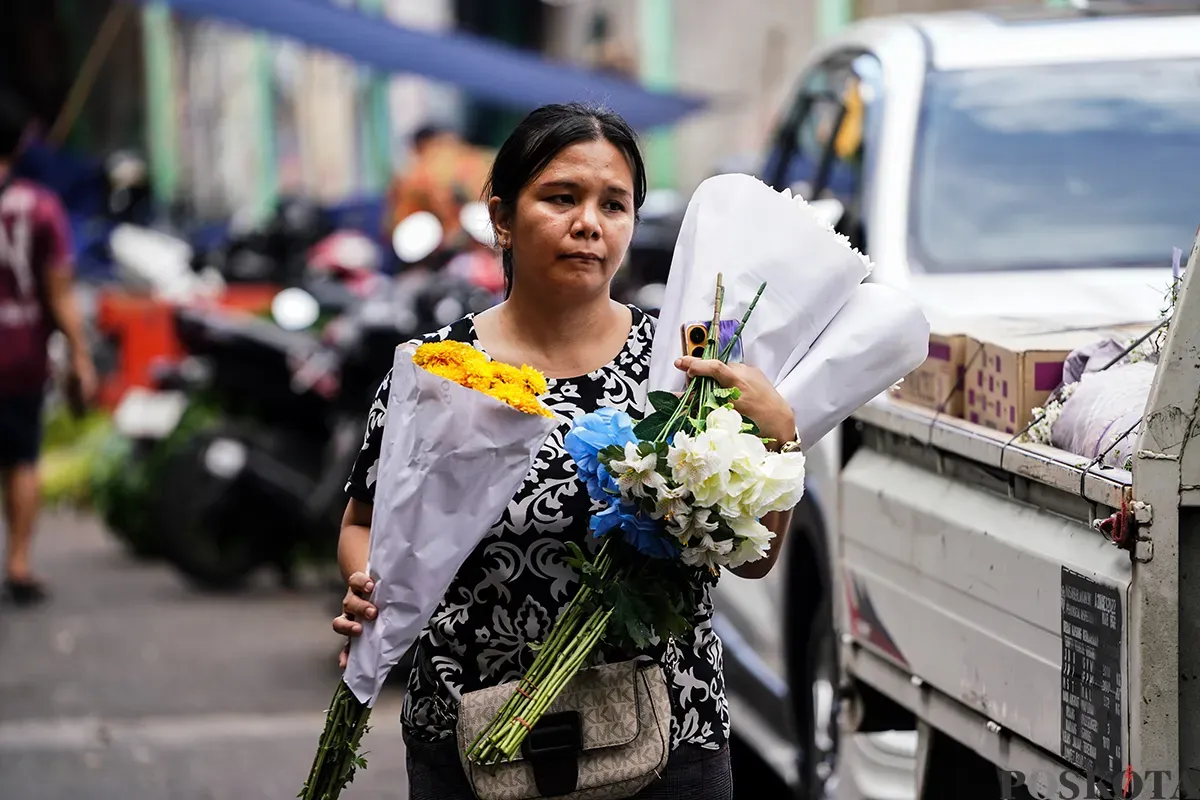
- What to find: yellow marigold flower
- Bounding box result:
[487,361,522,384]
[518,365,548,396]
[419,362,465,385]
[413,340,486,372]
[413,341,553,417]
[485,382,556,418]
[462,362,498,392]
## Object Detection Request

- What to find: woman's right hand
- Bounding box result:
[333,571,376,668]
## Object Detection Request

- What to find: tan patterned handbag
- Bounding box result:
[456,660,671,800]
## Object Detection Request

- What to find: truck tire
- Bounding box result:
[800,594,839,800]
[784,496,839,800]
[917,724,1031,800]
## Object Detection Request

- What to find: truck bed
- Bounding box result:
[840,395,1135,781]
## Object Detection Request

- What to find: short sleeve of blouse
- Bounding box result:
[344,369,392,504]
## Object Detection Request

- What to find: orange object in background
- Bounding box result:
[94,284,280,411]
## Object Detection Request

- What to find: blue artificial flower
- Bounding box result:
[589,500,626,538]
[597,464,620,498]
[590,498,680,560]
[565,408,637,500]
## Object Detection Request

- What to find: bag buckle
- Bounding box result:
[521,710,582,797]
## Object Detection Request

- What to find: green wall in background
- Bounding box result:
[142,2,180,205]
[818,0,854,39]
[254,35,278,218]
[639,0,677,190]
[358,0,393,191]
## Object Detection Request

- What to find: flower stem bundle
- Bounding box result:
[298,682,371,800]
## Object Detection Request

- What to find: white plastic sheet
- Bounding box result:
[648,174,873,392]
[342,345,557,706]
[647,173,928,450]
[1052,362,1155,470]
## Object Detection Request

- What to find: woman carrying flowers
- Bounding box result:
[331,103,802,799]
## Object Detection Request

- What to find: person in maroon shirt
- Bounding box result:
[0,91,95,606]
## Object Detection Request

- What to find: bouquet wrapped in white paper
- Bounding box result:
[300,340,557,800]
[649,173,930,449]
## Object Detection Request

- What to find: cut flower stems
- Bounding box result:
[298,684,371,800]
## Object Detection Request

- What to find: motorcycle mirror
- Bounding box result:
[392,211,444,262]
[806,197,845,229]
[459,202,494,247]
[271,287,321,331]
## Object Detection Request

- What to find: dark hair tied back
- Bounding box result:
[483,103,647,298]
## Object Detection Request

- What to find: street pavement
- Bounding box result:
[0,512,409,800]
[0,512,787,800]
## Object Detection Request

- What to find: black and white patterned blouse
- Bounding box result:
[344,305,728,752]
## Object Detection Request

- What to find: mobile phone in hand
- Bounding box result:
[680,319,743,363]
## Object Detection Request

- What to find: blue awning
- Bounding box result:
[134,0,707,130]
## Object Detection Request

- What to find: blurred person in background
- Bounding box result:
[383,123,494,252]
[0,90,96,607]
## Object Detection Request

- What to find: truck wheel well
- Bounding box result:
[784,491,915,741]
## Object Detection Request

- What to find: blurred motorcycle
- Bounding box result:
[110,207,498,590]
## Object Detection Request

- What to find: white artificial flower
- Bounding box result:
[668,431,730,493]
[681,533,734,572]
[704,405,744,436]
[718,433,771,517]
[726,518,776,568]
[609,441,667,499]
[654,483,691,522]
[668,506,719,546]
[689,466,734,509]
[749,450,807,517]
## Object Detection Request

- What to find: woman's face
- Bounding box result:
[492,139,636,299]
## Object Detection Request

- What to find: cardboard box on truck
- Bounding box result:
[963,323,1153,435]
[891,331,969,417]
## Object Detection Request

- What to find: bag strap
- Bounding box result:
[520,710,584,797]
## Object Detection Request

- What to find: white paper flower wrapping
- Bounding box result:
[342,345,557,706]
[648,173,929,449]
[776,282,930,447]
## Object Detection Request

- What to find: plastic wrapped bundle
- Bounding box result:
[1051,362,1155,469]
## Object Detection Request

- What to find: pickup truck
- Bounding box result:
[831,229,1200,800]
[709,3,1200,799]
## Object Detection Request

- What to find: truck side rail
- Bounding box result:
[853,397,1132,513]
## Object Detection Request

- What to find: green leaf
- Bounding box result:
[648,391,681,416]
[624,616,654,649]
[563,541,588,570]
[634,410,673,441]
[713,386,740,401]
[600,444,627,463]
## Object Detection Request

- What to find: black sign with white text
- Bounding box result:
[1060,567,1124,777]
